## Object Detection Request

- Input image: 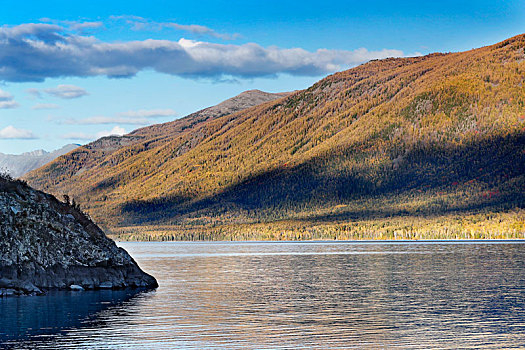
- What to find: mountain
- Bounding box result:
[131,89,290,140]
[25,35,525,240]
[24,90,289,192]
[0,144,79,178]
[0,174,157,296]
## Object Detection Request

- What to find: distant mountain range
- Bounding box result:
[0,144,79,178]
[25,35,525,240]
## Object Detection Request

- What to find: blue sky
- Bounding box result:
[1,0,524,154]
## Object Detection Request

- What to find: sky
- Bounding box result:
[0,0,524,154]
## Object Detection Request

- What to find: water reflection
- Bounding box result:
[0,288,154,347]
[2,241,525,349]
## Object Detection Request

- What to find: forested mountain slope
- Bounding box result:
[25,89,288,206]
[26,35,525,240]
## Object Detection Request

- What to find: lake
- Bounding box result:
[1,241,525,349]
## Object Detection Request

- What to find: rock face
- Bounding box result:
[0,175,157,296]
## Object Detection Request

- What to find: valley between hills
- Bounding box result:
[24,35,525,241]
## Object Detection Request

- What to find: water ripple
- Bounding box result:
[1,241,524,349]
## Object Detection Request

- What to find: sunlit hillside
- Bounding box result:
[25,35,525,240]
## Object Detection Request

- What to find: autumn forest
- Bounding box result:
[25,35,525,241]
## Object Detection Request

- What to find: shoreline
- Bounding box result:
[116,238,525,243]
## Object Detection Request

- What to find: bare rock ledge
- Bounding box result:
[0,175,157,296]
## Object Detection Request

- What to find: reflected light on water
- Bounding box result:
[2,241,525,349]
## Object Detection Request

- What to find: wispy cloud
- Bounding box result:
[164,23,240,40]
[61,132,93,140]
[0,101,19,109]
[32,103,60,110]
[0,89,19,109]
[69,21,104,31]
[26,88,42,99]
[27,85,87,99]
[118,109,177,118]
[0,90,14,101]
[108,15,239,40]
[109,15,155,31]
[62,126,126,140]
[0,126,37,139]
[44,85,88,99]
[62,108,177,125]
[0,23,405,82]
[40,18,104,32]
[63,116,151,125]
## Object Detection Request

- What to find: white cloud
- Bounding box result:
[70,21,103,31]
[61,132,93,140]
[44,85,88,99]
[62,108,177,125]
[165,23,240,40]
[118,109,177,118]
[0,23,406,82]
[40,18,104,32]
[0,89,19,109]
[26,88,42,98]
[0,101,19,109]
[64,115,148,125]
[96,126,126,138]
[62,126,126,140]
[32,103,60,110]
[109,15,155,31]
[0,89,13,101]
[110,16,239,39]
[0,125,37,139]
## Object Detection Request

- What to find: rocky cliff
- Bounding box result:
[0,174,157,296]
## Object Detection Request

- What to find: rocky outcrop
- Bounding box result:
[0,175,157,296]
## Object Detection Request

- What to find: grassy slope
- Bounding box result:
[26,35,525,240]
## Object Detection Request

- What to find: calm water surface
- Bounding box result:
[1,241,525,349]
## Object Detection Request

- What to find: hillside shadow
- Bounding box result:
[120,131,525,224]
